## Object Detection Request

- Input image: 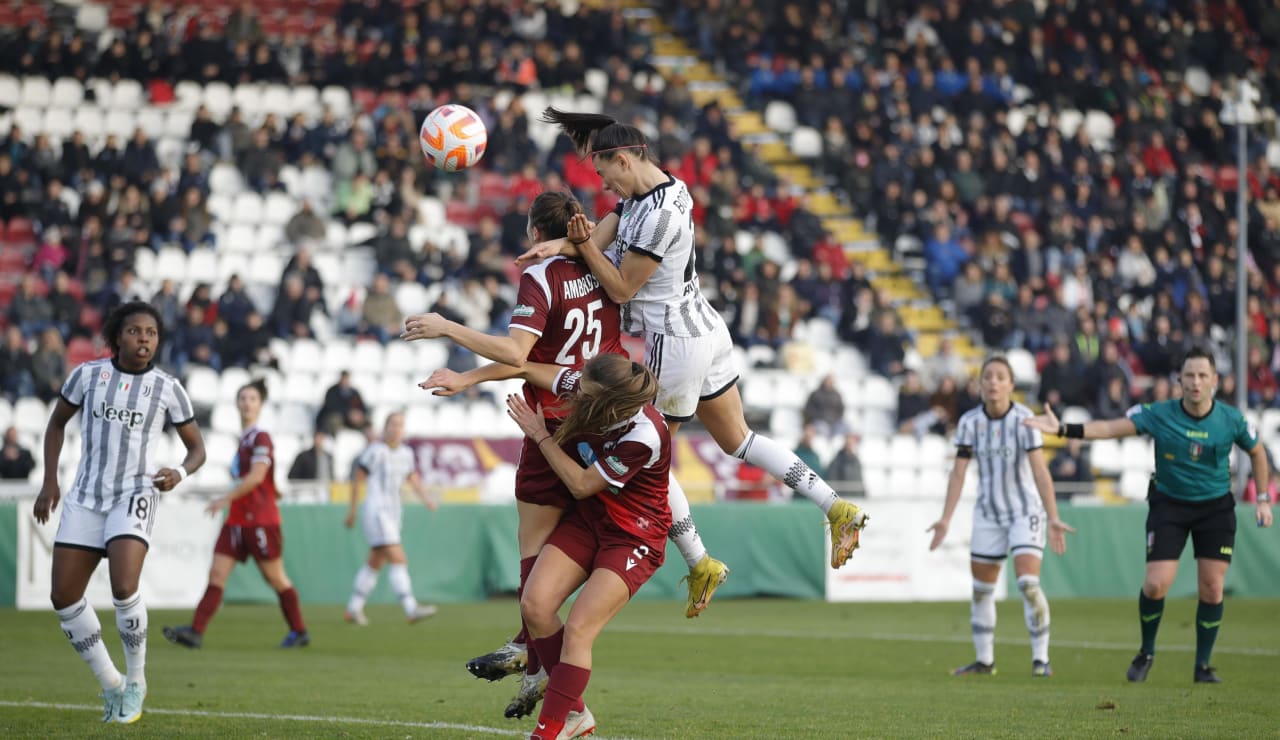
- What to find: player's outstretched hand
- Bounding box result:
[152,467,183,492]
[1257,501,1273,528]
[506,393,548,441]
[1022,403,1061,435]
[33,484,60,524]
[343,509,356,529]
[565,212,592,246]
[401,312,449,342]
[926,520,948,551]
[1048,517,1077,555]
[419,368,468,397]
[204,498,227,517]
[514,238,564,267]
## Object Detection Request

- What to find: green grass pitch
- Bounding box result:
[1,598,1277,738]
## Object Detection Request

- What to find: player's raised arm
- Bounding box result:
[927,446,970,551]
[401,313,538,368]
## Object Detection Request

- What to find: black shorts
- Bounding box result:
[1145,485,1236,563]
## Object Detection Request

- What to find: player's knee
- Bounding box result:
[519,590,554,633]
[49,588,78,611]
[1142,580,1170,600]
[561,618,592,653]
[110,583,138,601]
[1198,579,1224,602]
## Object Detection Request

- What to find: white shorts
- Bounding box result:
[645,320,738,421]
[362,504,402,548]
[55,494,158,553]
[970,511,1046,562]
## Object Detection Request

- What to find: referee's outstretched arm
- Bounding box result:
[1022,403,1137,440]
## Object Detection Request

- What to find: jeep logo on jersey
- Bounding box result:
[93,401,145,429]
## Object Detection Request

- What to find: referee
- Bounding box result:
[1024,347,1273,683]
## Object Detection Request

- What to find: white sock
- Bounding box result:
[667,473,707,568]
[57,598,123,692]
[1018,574,1051,663]
[971,579,997,665]
[388,564,418,615]
[733,431,839,514]
[113,592,147,688]
[347,565,379,614]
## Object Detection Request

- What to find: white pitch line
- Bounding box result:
[608,624,1280,657]
[0,701,647,739]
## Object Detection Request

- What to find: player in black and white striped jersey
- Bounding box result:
[518,108,870,575]
[33,302,206,724]
[927,356,1074,677]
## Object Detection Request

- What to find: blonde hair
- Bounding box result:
[553,354,659,444]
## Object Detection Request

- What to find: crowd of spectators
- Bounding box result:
[662,0,1280,415]
[8,1,1280,499]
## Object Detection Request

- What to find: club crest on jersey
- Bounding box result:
[141,384,153,397]
[1189,441,1202,461]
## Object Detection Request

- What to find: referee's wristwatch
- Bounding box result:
[1259,493,1273,503]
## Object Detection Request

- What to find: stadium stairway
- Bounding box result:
[639,13,985,365]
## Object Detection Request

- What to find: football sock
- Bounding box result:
[733,431,839,514]
[971,579,997,665]
[276,587,306,632]
[531,627,565,676]
[1138,590,1164,655]
[347,565,379,615]
[667,473,707,568]
[58,598,123,692]
[192,584,223,635]
[1017,575,1050,663]
[539,662,591,726]
[388,564,419,616]
[1195,600,1224,667]
[517,556,540,674]
[113,592,148,687]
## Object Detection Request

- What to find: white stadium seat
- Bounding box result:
[184,366,221,409]
[111,80,144,110]
[174,80,203,111]
[50,77,84,108]
[1090,438,1122,476]
[0,75,20,108]
[764,100,796,133]
[211,401,241,435]
[14,398,48,436]
[20,76,52,108]
[154,247,187,283]
[351,341,385,373]
[209,163,244,195]
[187,249,217,282]
[43,109,74,140]
[232,192,265,225]
[262,192,296,226]
[790,126,822,159]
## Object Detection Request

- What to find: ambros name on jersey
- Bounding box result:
[562,273,600,300]
[93,401,145,430]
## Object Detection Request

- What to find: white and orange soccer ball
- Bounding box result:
[419,104,487,171]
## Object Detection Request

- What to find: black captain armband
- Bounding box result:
[956,446,974,459]
[1057,423,1084,439]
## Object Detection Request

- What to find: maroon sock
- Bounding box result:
[531,627,564,676]
[192,584,223,634]
[517,556,541,674]
[538,662,592,728]
[277,587,306,632]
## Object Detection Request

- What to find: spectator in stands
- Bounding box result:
[802,374,846,440]
[239,128,283,193]
[0,426,35,481]
[359,274,404,345]
[1247,344,1279,408]
[826,433,864,498]
[285,199,327,245]
[0,326,35,400]
[373,217,416,276]
[1095,375,1133,421]
[793,424,824,479]
[288,432,335,482]
[332,129,377,186]
[9,273,54,338]
[317,371,368,435]
[170,304,221,375]
[859,310,907,378]
[47,272,80,340]
[270,273,318,339]
[1048,438,1092,501]
[222,310,274,369]
[178,187,215,252]
[123,128,160,187]
[32,226,69,285]
[1039,340,1087,409]
[151,279,182,333]
[217,275,255,332]
[30,327,67,404]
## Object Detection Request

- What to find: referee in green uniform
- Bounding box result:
[1025,347,1273,683]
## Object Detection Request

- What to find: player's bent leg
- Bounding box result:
[521,546,589,640]
[504,666,549,719]
[258,558,308,647]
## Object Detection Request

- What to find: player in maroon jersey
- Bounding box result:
[504,352,671,740]
[162,379,309,649]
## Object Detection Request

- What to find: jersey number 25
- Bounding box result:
[555,300,604,365]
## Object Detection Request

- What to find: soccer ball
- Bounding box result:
[419,104,487,171]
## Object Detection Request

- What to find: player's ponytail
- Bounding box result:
[240,378,269,402]
[541,107,652,162]
[553,354,658,445]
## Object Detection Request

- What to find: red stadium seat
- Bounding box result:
[79,305,103,334]
[18,4,48,25]
[67,337,107,367]
[5,218,35,244]
[1217,165,1239,192]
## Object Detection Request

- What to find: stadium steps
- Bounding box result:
[643,21,975,372]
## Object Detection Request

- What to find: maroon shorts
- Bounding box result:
[515,436,574,509]
[214,523,283,562]
[545,506,665,596]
